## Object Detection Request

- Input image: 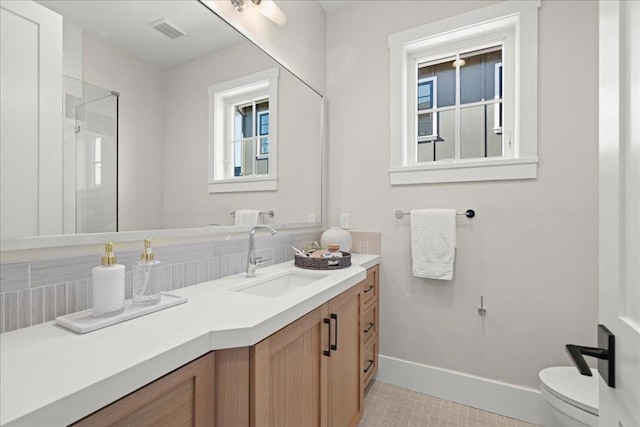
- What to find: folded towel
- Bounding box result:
[234,210,260,226]
[410,209,456,280]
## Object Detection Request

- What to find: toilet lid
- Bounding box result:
[540,367,599,415]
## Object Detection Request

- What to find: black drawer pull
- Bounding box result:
[323,318,331,357]
[364,359,375,373]
[330,313,338,351]
[364,285,375,293]
[364,322,375,333]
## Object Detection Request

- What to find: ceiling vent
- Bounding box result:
[148,18,187,40]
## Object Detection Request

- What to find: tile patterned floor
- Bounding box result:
[359,380,539,427]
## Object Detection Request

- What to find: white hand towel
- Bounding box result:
[410,209,456,280]
[234,210,260,226]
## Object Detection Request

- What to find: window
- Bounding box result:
[207,68,279,193]
[389,1,540,184]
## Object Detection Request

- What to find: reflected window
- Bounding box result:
[207,68,279,193]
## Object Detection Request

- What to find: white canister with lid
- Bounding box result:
[320,227,352,252]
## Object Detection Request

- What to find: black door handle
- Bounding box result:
[323,318,331,357]
[330,313,338,351]
[565,324,615,388]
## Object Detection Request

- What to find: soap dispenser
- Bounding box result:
[92,242,125,317]
[132,239,162,306]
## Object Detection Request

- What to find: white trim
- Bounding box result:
[376,354,542,425]
[390,157,537,185]
[389,0,539,184]
[207,176,277,193]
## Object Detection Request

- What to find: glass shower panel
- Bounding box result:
[73,81,118,234]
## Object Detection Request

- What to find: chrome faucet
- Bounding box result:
[246,225,277,277]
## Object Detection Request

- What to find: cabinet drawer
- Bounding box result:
[361,266,378,308]
[362,339,378,389]
[362,303,378,346]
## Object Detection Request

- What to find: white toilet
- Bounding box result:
[539,367,599,427]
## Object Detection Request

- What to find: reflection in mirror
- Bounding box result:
[0,0,322,241]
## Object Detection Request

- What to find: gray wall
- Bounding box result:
[326,0,598,389]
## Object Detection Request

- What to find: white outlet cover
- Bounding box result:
[307,213,316,222]
[340,213,349,229]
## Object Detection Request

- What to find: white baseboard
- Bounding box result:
[375,354,542,425]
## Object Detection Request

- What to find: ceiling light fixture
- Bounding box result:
[230,0,287,26]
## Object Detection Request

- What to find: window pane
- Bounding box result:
[418,113,433,137]
[460,47,502,104]
[233,139,255,176]
[486,102,503,157]
[417,109,455,162]
[435,109,455,160]
[459,104,503,159]
[235,105,253,138]
[417,80,433,110]
[259,137,269,155]
[258,113,269,136]
[418,61,455,107]
[256,158,268,175]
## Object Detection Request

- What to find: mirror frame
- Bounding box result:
[0,0,327,252]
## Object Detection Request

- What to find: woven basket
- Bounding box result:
[294,252,352,270]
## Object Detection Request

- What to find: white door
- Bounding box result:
[598,1,640,426]
[0,0,62,238]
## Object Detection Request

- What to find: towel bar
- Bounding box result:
[230,210,275,217]
[395,209,475,219]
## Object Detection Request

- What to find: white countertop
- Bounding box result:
[0,254,379,426]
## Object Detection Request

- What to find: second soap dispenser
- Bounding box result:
[132,239,162,306]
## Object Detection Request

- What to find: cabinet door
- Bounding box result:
[327,284,363,427]
[73,352,215,427]
[251,305,329,427]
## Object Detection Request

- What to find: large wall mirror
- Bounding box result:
[0,0,323,249]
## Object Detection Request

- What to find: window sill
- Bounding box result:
[389,157,538,185]
[208,176,277,193]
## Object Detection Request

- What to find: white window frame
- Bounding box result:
[494,62,503,135]
[389,1,540,185]
[207,68,279,193]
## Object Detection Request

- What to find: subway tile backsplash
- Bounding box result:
[0,229,381,334]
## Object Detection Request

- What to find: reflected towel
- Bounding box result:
[234,210,260,226]
[410,209,456,280]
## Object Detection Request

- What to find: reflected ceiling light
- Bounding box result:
[230,0,287,26]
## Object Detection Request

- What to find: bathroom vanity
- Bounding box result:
[0,256,379,426]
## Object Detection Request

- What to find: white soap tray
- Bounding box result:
[55,293,187,334]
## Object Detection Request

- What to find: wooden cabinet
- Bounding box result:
[327,284,364,427]
[250,283,364,427]
[74,352,215,427]
[72,265,380,427]
[250,305,328,427]
[361,266,379,390]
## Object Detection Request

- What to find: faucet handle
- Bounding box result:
[255,257,271,267]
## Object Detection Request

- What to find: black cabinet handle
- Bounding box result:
[364,322,375,333]
[330,313,338,351]
[323,318,331,357]
[364,285,374,293]
[364,360,374,373]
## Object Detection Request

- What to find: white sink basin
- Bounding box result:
[232,271,328,298]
